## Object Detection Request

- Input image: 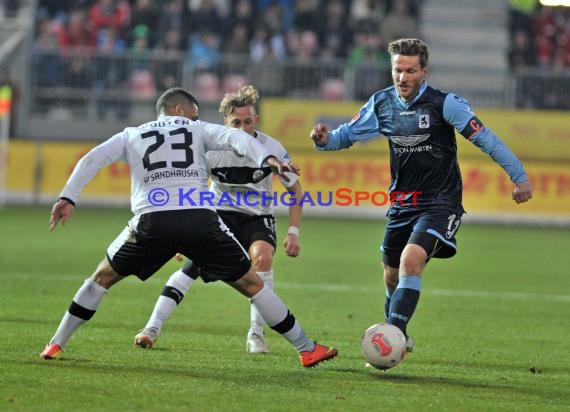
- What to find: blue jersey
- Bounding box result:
[317,82,527,211]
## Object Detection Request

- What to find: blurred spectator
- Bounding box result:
[227,0,257,34]
[348,29,391,100]
[286,29,320,94]
[259,0,294,33]
[222,73,248,94]
[385,0,421,18]
[261,1,288,37]
[152,27,185,92]
[129,23,156,101]
[130,24,152,70]
[317,0,353,59]
[32,17,62,88]
[542,49,570,109]
[129,23,156,100]
[38,0,75,18]
[189,0,230,19]
[552,30,570,71]
[57,9,96,49]
[55,7,95,105]
[381,0,419,43]
[129,0,159,47]
[89,0,131,42]
[189,0,225,35]
[250,23,286,63]
[509,0,538,34]
[192,71,221,102]
[320,77,345,101]
[350,0,387,31]
[157,0,190,50]
[508,29,537,70]
[293,0,319,31]
[531,5,557,68]
[188,30,221,71]
[222,21,252,55]
[92,27,130,120]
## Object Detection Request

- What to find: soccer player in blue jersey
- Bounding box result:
[310,38,533,352]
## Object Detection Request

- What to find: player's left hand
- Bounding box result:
[283,234,300,257]
[512,180,533,204]
[49,199,75,231]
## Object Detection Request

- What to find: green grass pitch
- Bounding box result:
[1,205,569,411]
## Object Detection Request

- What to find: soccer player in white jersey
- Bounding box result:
[134,85,303,354]
[40,87,338,368]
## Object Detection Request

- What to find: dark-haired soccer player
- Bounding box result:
[310,38,533,353]
[40,87,337,368]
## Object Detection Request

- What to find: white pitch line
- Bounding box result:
[271,282,570,303]
[5,273,570,303]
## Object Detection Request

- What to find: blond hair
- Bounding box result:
[218,85,260,117]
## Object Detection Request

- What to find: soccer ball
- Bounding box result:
[360,323,407,370]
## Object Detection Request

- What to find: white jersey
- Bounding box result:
[206,130,297,215]
[59,116,273,216]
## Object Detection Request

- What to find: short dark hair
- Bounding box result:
[155,87,199,116]
[388,38,429,68]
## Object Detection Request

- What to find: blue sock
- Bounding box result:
[387,275,421,336]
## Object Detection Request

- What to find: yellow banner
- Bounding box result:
[7,141,130,198]
[6,130,569,219]
[262,98,570,161]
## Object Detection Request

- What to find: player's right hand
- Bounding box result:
[512,180,533,204]
[49,199,75,231]
[266,157,300,182]
[310,123,329,146]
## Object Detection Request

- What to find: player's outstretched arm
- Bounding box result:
[512,180,533,204]
[49,198,75,231]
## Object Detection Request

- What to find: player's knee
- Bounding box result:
[399,245,427,275]
[232,268,264,298]
[91,259,122,288]
[250,242,274,272]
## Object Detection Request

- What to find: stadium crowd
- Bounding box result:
[508,0,570,109]
[31,0,422,115]
[30,0,570,114]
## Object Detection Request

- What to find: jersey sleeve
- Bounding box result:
[59,132,128,202]
[443,94,528,184]
[202,121,272,166]
[316,94,383,151]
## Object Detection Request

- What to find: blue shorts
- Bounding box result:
[380,207,464,268]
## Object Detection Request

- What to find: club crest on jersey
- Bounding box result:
[419,114,430,129]
[252,169,266,182]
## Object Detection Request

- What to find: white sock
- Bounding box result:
[49,279,108,348]
[144,269,195,332]
[249,270,274,337]
[250,284,313,352]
